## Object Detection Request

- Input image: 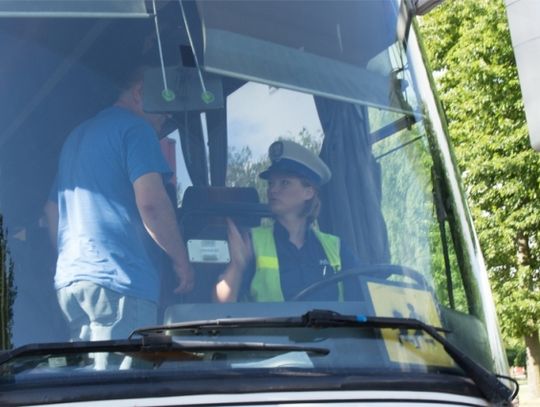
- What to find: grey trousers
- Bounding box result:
[57,281,157,370]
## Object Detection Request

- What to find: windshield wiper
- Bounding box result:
[0,335,328,367]
[133,309,514,405]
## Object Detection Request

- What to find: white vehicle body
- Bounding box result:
[29,391,491,407]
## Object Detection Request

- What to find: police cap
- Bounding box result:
[259,140,331,186]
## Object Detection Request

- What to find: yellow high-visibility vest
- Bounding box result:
[250,225,343,302]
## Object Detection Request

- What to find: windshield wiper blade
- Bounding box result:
[0,335,328,367]
[133,309,513,405]
[303,310,513,405]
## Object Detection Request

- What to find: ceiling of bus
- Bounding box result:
[0,0,399,149]
[0,0,400,223]
[198,0,398,67]
[0,16,169,222]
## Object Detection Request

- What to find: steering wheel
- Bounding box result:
[291,264,429,301]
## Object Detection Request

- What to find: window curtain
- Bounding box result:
[315,97,390,264]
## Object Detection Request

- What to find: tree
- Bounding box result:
[226,128,322,200]
[420,0,540,395]
[226,146,269,201]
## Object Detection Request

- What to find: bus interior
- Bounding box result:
[0,1,514,404]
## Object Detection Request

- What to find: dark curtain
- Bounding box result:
[206,108,228,186]
[315,97,390,264]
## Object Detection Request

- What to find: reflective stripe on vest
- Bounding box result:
[250,225,342,302]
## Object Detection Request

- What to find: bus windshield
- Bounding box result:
[0,0,510,404]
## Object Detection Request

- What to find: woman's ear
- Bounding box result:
[303,185,315,201]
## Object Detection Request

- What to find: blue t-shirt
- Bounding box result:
[52,106,172,303]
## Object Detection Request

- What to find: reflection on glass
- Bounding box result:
[0,1,507,395]
[0,214,16,350]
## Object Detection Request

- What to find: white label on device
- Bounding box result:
[187,239,230,264]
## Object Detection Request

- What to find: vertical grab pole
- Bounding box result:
[178,0,214,104]
[152,0,175,102]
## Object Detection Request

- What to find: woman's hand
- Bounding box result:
[214,219,253,303]
[226,218,253,272]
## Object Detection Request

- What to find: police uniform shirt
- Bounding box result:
[242,222,359,301]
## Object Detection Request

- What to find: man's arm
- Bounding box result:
[133,172,194,293]
[43,200,59,250]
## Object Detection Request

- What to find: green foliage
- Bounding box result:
[375,130,432,268]
[419,0,540,339]
[226,127,322,200]
[227,145,269,200]
[506,343,527,367]
[373,124,468,312]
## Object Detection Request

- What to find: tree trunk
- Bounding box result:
[516,234,540,396]
[525,332,540,398]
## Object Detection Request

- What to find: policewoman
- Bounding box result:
[215,140,358,302]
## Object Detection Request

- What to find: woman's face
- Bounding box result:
[266,173,315,218]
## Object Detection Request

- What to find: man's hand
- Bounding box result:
[134,172,195,295]
[173,261,195,294]
[43,200,59,250]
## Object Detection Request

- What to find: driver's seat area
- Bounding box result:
[176,186,269,303]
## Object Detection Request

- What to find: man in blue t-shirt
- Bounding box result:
[44,70,193,355]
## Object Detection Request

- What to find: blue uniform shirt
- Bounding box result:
[52,106,172,303]
[243,222,359,301]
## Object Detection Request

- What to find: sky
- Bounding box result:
[169,82,323,193]
[227,82,322,158]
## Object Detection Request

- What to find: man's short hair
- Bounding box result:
[116,65,147,95]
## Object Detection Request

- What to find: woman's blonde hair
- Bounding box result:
[300,178,321,224]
